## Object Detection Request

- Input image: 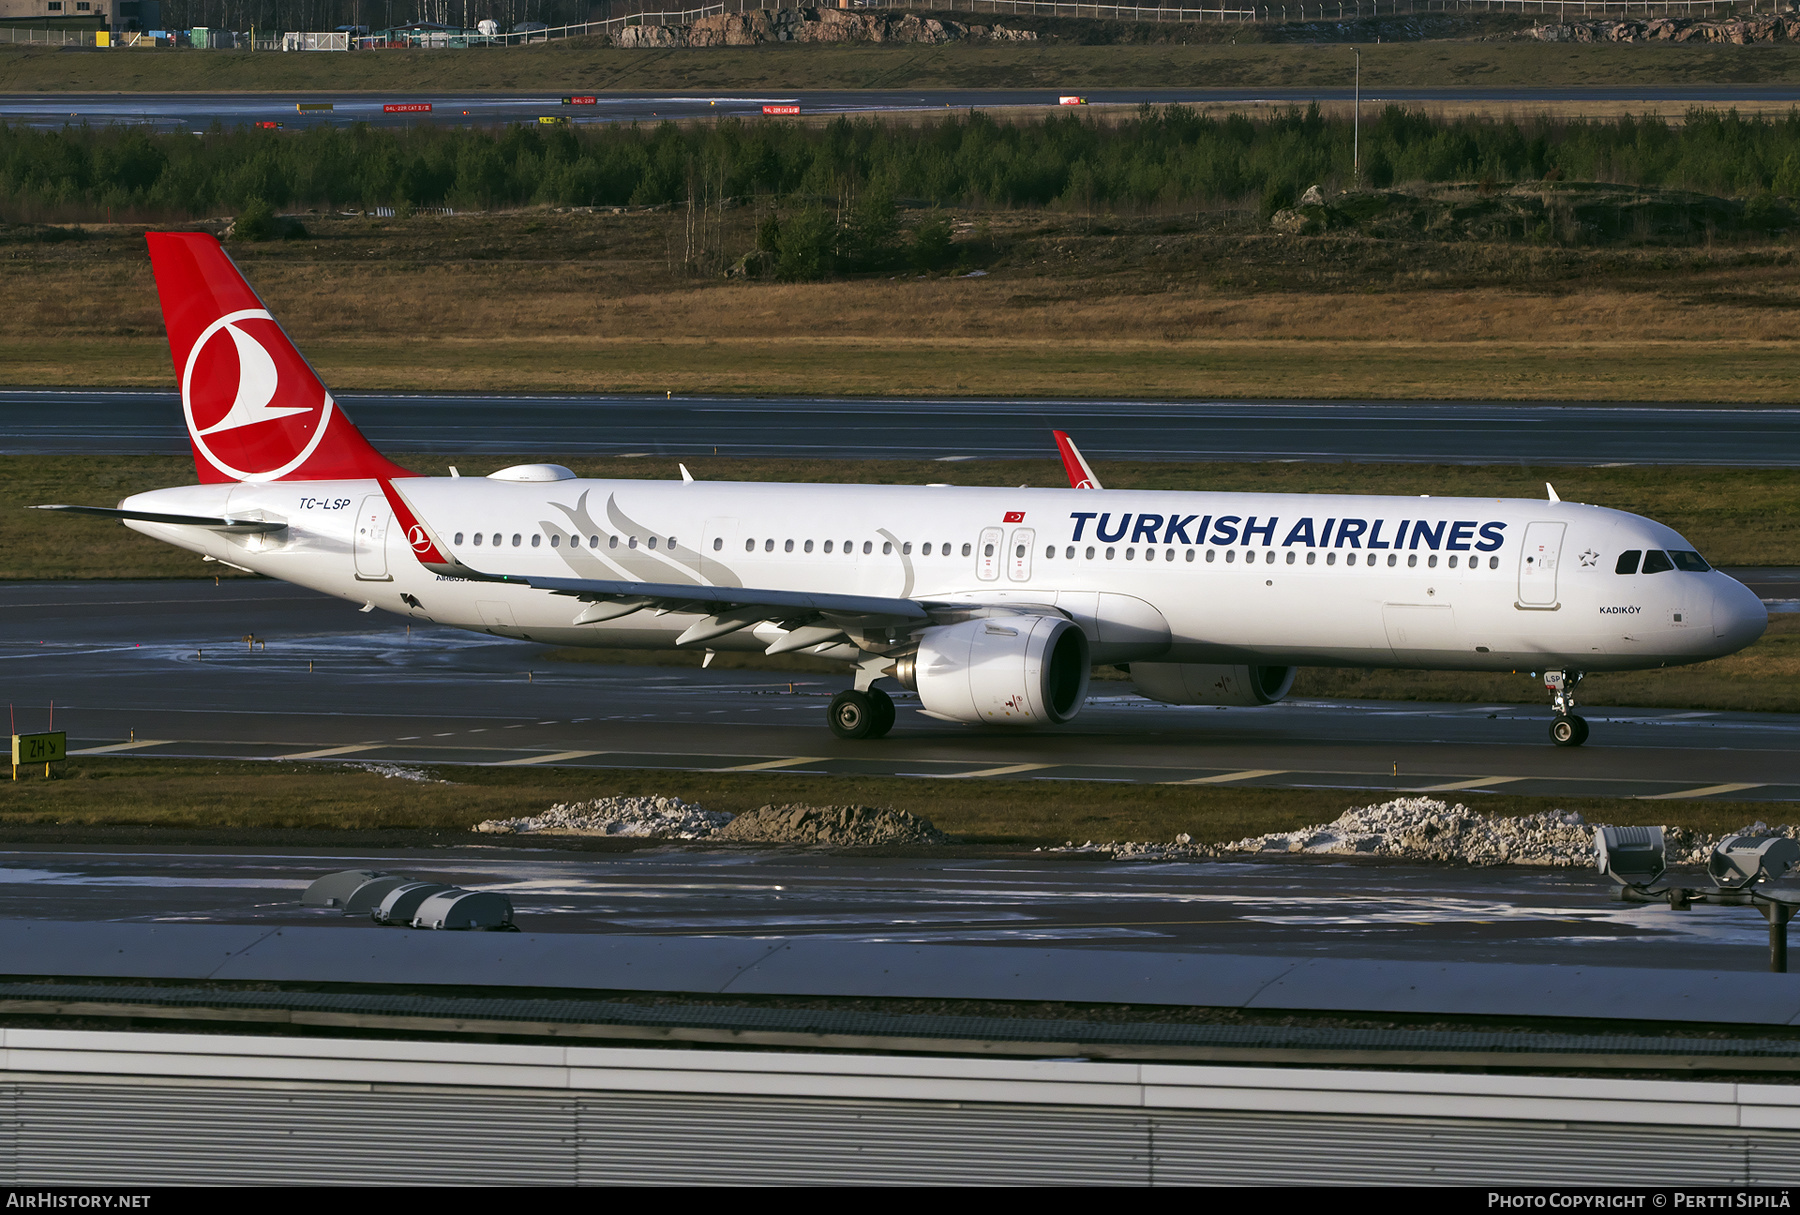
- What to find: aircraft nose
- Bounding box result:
[1712,574,1769,654]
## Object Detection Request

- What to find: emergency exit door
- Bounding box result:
[976,526,1003,581]
[1517,521,1565,606]
[1007,528,1035,581]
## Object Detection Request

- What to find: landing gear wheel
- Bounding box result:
[866,687,896,738]
[1549,714,1589,748]
[828,690,877,740]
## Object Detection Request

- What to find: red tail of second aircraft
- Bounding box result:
[146,232,413,484]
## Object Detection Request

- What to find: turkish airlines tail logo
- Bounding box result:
[146,232,413,484]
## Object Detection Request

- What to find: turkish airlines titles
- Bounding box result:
[1064,510,1508,552]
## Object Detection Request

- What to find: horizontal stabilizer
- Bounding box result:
[34,504,287,534]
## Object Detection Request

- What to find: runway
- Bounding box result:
[9,85,1800,131]
[5,389,1796,465]
[7,581,1797,802]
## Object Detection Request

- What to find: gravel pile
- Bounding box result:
[475,795,733,839]
[713,804,948,846]
[1050,797,1764,867]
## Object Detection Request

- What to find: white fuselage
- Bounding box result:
[120,476,1767,674]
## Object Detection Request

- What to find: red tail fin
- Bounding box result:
[146,232,413,484]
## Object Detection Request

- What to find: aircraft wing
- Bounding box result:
[33,504,288,534]
[524,575,928,619]
[515,575,930,651]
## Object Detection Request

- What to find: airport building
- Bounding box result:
[0,0,161,29]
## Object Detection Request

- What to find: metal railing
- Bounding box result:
[0,0,1759,51]
[0,26,99,45]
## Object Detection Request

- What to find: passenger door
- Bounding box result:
[1517,521,1565,606]
[353,493,391,581]
[1007,527,1035,582]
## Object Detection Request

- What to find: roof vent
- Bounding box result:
[372,882,456,925]
[411,889,515,931]
[487,464,576,482]
[301,869,386,909]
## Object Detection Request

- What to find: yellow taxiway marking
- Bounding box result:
[1639,782,1767,800]
[713,756,827,772]
[67,740,172,755]
[1409,776,1528,793]
[277,744,380,760]
[1168,769,1287,786]
[492,750,603,767]
[942,762,1053,779]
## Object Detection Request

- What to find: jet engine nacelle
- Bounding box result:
[892,616,1090,726]
[1130,662,1296,707]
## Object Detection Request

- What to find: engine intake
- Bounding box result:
[1130,663,1296,707]
[890,616,1090,725]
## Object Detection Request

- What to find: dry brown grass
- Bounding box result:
[1,758,1789,842]
[7,37,1800,93]
[11,210,1800,401]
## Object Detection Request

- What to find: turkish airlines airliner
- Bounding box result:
[43,234,1768,747]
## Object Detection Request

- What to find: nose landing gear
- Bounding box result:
[1544,670,1589,747]
[827,687,895,740]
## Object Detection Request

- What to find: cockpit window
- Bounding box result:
[1615,551,1641,575]
[1641,550,1674,574]
[1669,550,1710,572]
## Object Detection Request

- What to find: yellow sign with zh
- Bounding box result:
[12,731,66,778]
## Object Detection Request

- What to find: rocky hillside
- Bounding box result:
[1530,16,1800,43]
[612,7,1036,48]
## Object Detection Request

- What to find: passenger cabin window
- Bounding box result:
[713,538,723,551]
[1670,550,1710,572]
[531,535,541,548]
[454,532,464,544]
[1642,550,1674,574]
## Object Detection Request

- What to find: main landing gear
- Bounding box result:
[1544,669,1589,748]
[828,687,895,740]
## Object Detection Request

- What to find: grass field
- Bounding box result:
[0,757,1786,844]
[13,210,1800,403]
[7,37,1800,93]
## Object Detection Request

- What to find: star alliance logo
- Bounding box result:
[1578,549,1600,567]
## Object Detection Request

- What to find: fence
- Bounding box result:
[0,25,100,45]
[281,31,348,51]
[0,0,1761,51]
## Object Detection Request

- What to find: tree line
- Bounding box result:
[7,105,1800,224]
